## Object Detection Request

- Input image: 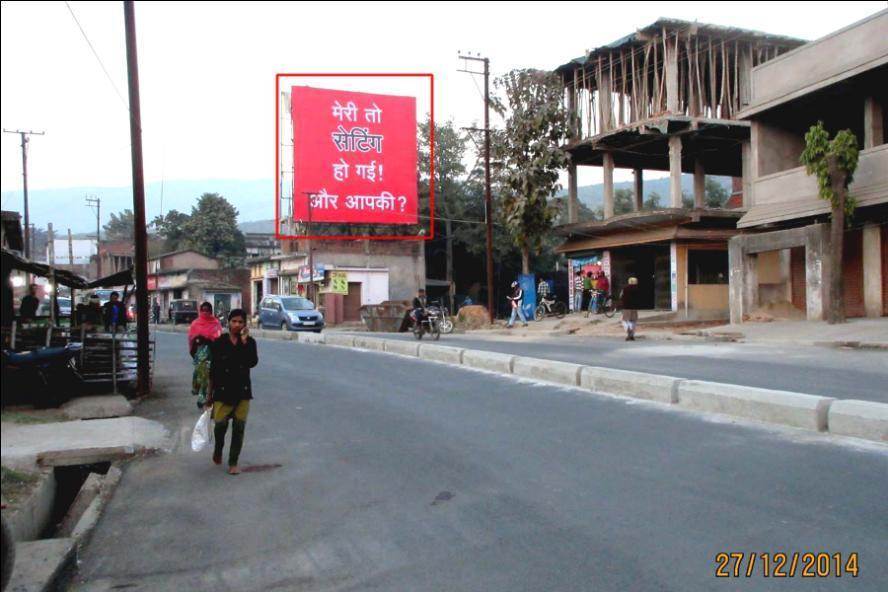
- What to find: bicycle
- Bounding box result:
[534,296,567,321]
[585,291,617,319]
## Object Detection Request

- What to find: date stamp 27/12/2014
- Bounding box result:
[715,552,859,578]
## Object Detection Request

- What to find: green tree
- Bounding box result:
[705,178,730,207]
[800,121,860,324]
[491,68,570,273]
[643,191,663,210]
[103,209,135,241]
[151,210,191,252]
[614,188,635,215]
[182,193,246,263]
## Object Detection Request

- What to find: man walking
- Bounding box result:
[506,281,528,328]
[207,309,258,475]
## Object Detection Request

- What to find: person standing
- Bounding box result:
[19,284,39,321]
[188,302,222,410]
[587,271,599,315]
[597,272,610,309]
[506,281,527,328]
[619,277,641,341]
[152,298,161,324]
[207,309,258,475]
[537,277,550,301]
[573,271,584,313]
[102,291,127,332]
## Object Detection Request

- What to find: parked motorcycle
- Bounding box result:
[1,343,83,408]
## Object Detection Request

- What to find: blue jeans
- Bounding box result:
[508,305,527,327]
[573,292,583,312]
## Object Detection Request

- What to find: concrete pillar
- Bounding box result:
[633,169,643,211]
[728,238,745,324]
[864,96,884,149]
[602,153,615,219]
[738,45,753,109]
[599,70,613,133]
[741,139,753,208]
[862,223,883,317]
[668,136,683,208]
[567,161,578,223]
[665,39,679,113]
[693,159,705,208]
[805,224,830,321]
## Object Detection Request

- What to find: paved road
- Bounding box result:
[365,331,888,403]
[74,332,888,591]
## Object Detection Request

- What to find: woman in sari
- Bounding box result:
[188,301,223,409]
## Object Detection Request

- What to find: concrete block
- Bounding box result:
[828,399,888,443]
[462,349,514,374]
[677,381,834,431]
[384,340,420,357]
[37,446,136,468]
[7,538,77,592]
[512,357,582,387]
[57,472,103,537]
[353,335,386,351]
[580,367,681,404]
[70,495,103,542]
[418,344,464,365]
[61,395,133,420]
[297,332,326,345]
[7,470,55,542]
[324,333,355,348]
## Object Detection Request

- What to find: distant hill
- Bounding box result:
[558,175,732,210]
[1,179,275,235]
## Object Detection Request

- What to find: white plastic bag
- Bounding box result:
[191,409,212,452]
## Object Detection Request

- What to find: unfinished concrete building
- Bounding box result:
[730,10,888,322]
[555,19,804,317]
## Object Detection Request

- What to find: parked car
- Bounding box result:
[258,295,324,332]
[169,299,199,325]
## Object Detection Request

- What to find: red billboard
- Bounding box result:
[291,86,418,224]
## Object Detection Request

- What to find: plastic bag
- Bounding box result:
[191,409,213,452]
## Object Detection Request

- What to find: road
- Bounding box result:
[73,331,888,591]
[364,331,888,403]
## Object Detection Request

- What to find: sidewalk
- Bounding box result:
[700,317,888,349]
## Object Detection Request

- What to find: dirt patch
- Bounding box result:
[1,465,41,506]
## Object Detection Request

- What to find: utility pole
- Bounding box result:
[458,53,495,324]
[124,0,150,396]
[85,195,101,277]
[302,191,316,302]
[68,228,74,266]
[3,129,45,261]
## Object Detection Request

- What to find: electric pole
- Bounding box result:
[86,195,101,277]
[3,129,45,261]
[302,191,316,302]
[124,0,150,395]
[458,53,495,324]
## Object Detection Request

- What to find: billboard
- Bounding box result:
[291,86,418,225]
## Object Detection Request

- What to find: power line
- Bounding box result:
[64,1,128,108]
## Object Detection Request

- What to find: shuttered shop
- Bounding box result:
[842,229,865,318]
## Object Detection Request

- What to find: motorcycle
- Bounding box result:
[427,300,454,334]
[411,308,441,340]
[1,343,83,408]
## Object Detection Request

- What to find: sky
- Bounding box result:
[2,1,885,210]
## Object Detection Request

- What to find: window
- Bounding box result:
[688,250,728,285]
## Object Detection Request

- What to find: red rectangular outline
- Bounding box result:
[275,73,434,241]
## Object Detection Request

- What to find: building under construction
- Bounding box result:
[555,19,805,317]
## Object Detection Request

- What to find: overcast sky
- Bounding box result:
[2,0,885,199]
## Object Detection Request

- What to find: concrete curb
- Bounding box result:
[7,538,77,592]
[154,329,888,445]
[512,357,582,387]
[677,381,833,432]
[581,367,681,404]
[827,399,888,442]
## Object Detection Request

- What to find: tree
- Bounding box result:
[705,178,730,208]
[491,68,570,274]
[151,210,191,252]
[800,121,860,324]
[182,193,246,262]
[103,209,135,241]
[643,191,663,210]
[614,188,635,215]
